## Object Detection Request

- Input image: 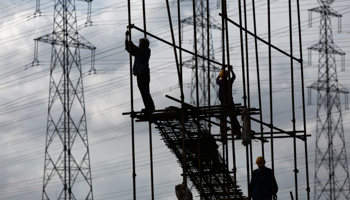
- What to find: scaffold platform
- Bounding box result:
[123,96,258,199]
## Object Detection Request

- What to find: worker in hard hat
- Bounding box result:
[216,65,241,143]
[175,183,193,200]
[125,30,155,112]
[250,157,278,200]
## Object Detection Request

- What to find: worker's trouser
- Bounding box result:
[137,72,155,110]
[219,102,241,143]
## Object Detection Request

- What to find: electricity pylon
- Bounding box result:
[33,0,95,199]
[181,0,221,109]
[308,0,350,199]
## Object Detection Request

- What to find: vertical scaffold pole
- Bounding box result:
[126,0,136,199]
[165,0,186,189]
[140,1,155,199]
[288,0,299,199]
[148,122,154,200]
[267,1,277,199]
[250,2,263,198]
[296,0,310,198]
[241,1,253,198]
[192,0,199,107]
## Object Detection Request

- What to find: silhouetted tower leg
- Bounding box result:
[34,0,96,199]
[308,1,350,199]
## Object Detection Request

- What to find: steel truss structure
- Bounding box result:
[124,0,310,200]
[308,0,350,199]
[33,0,95,199]
[181,0,221,109]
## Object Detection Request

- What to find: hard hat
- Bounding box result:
[256,156,265,166]
[139,38,150,47]
[219,69,229,79]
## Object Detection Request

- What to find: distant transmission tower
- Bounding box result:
[33,0,95,199]
[181,0,221,109]
[308,0,350,199]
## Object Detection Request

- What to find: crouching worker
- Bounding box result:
[216,65,241,143]
[125,30,155,112]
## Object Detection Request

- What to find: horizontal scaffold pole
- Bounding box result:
[130,24,224,67]
[219,13,302,63]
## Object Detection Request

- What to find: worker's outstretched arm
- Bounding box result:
[125,31,138,55]
[227,65,236,82]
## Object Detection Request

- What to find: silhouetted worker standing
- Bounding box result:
[216,65,241,143]
[250,157,278,200]
[125,30,155,112]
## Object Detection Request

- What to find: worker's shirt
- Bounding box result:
[216,77,235,104]
[125,41,151,76]
[250,166,278,200]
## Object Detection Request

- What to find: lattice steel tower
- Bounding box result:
[308,0,350,199]
[181,0,221,109]
[33,0,95,199]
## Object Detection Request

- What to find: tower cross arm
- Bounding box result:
[35,33,96,50]
[308,6,342,18]
[307,42,345,56]
[181,16,222,30]
[308,81,349,94]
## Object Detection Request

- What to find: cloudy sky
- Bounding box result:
[0,0,349,200]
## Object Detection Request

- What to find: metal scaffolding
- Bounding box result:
[124,0,310,199]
